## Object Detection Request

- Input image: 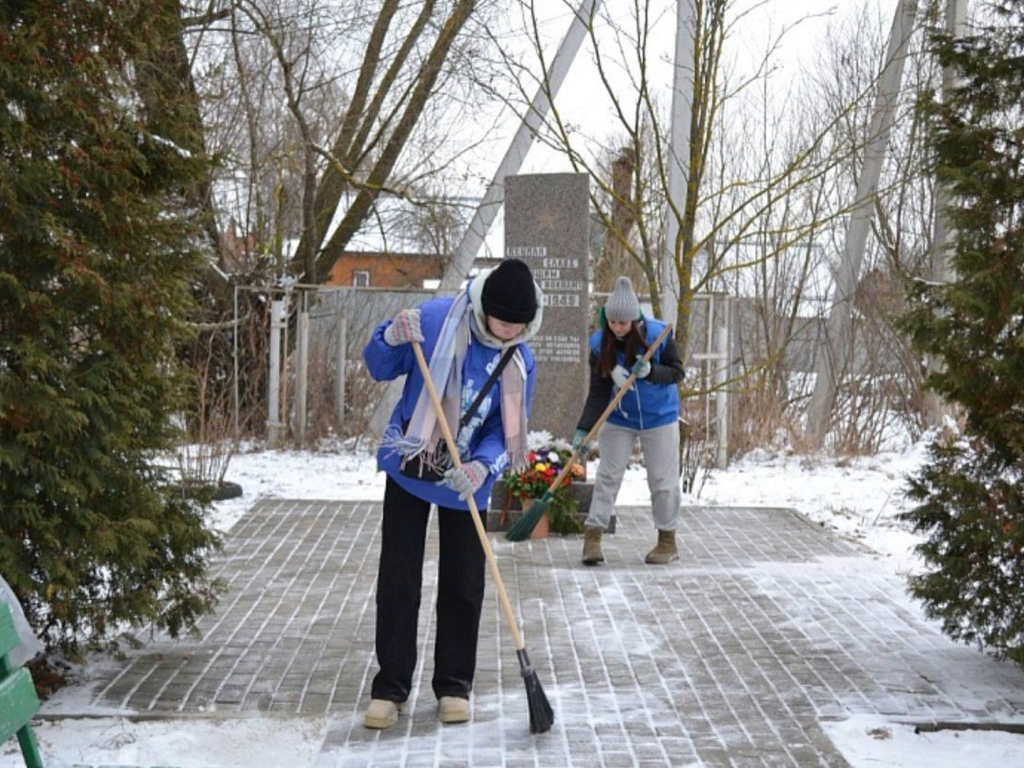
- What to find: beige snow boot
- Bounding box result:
[581,526,605,565]
[644,530,679,564]
[363,698,403,729]
[438,695,471,724]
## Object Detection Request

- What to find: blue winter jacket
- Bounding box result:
[364,297,537,511]
[586,317,680,431]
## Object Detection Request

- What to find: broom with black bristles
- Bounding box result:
[506,323,674,542]
[410,341,554,734]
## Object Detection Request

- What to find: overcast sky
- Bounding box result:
[442,0,901,260]
[514,0,900,170]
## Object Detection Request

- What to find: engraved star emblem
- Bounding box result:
[536,207,563,234]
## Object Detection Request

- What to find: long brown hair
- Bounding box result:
[598,320,647,378]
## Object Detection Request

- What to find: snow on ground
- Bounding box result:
[215,436,930,576]
[1,716,326,768]
[206,440,387,533]
[7,437,1019,768]
[688,441,930,576]
[822,715,1024,768]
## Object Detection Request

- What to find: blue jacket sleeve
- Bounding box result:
[471,357,536,474]
[363,318,413,382]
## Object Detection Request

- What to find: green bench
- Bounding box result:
[0,602,44,767]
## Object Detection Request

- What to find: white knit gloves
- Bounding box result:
[611,359,650,388]
[384,308,424,346]
[443,460,488,500]
[611,365,630,389]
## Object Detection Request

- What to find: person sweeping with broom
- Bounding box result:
[573,276,685,566]
[361,258,544,730]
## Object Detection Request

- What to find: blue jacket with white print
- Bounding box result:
[363,284,539,511]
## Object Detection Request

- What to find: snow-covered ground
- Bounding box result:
[694,442,931,576]
[6,438,1023,768]
[823,715,1024,768]
[212,436,930,575]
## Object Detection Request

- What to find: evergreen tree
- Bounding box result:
[900,1,1024,666]
[0,1,222,653]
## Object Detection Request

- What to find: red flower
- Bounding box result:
[505,445,580,499]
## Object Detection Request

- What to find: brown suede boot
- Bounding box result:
[581,527,604,565]
[644,530,678,564]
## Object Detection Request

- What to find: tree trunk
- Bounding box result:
[308,0,477,284]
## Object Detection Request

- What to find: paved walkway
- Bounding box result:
[79,499,1024,767]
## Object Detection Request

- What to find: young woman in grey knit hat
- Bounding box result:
[571,276,685,565]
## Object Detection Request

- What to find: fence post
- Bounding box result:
[268,299,285,446]
[296,307,309,447]
[233,284,240,439]
[715,324,729,469]
[335,313,347,427]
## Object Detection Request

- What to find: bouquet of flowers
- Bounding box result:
[503,433,585,534]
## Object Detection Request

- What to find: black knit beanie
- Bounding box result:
[480,258,538,324]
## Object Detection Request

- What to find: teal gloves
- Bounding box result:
[571,428,591,460]
[631,358,651,379]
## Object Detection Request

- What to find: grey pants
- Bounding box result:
[584,421,681,532]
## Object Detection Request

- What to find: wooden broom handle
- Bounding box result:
[546,322,674,496]
[411,341,526,651]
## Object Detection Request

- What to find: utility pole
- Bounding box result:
[922,0,968,427]
[437,0,602,292]
[661,0,696,324]
[806,0,920,446]
[930,0,966,289]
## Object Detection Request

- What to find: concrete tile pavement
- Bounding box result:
[76,498,1024,767]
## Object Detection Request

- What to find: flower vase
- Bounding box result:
[531,510,550,539]
[518,496,550,539]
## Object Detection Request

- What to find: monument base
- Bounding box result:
[485,478,616,534]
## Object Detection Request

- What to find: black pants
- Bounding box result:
[370,476,486,703]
